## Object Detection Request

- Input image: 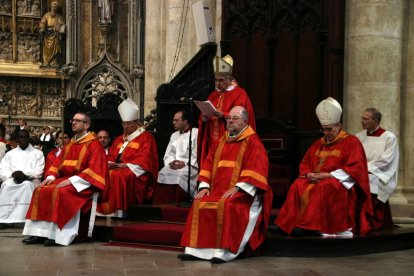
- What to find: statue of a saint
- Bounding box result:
[98,0,113,23]
[39,1,65,67]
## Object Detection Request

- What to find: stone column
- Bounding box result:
[344,0,414,222]
[145,0,203,116]
[398,1,414,222]
[144,0,165,115]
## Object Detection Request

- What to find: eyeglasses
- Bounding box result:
[225,116,242,121]
[70,119,86,124]
[58,136,70,139]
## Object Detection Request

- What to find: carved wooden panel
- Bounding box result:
[0,0,44,63]
[222,0,344,132]
[0,76,61,117]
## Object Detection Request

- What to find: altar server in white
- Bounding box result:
[157,110,198,198]
[356,108,399,230]
[0,129,44,227]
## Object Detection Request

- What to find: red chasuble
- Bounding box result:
[26,132,107,229]
[275,130,373,235]
[99,131,158,214]
[181,126,272,253]
[44,147,60,179]
[197,86,256,165]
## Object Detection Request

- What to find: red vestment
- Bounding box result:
[99,131,158,214]
[275,130,373,235]
[44,147,60,178]
[26,132,107,229]
[197,86,256,164]
[181,126,272,254]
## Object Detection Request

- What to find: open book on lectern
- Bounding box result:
[194,100,217,117]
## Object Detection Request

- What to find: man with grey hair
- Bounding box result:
[274,97,373,237]
[356,107,399,230]
[179,106,272,263]
[98,99,158,217]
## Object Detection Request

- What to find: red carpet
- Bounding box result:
[113,222,185,246]
[161,205,190,223]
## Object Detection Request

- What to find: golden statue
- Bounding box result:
[39,1,65,67]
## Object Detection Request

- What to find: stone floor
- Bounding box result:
[1,227,414,276]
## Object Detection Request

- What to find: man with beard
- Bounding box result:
[23,112,107,246]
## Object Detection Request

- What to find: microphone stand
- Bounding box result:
[186,127,193,201]
[178,121,194,208]
[178,85,209,208]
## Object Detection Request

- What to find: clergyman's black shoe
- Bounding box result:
[211,257,226,264]
[291,227,305,237]
[43,239,58,247]
[22,236,47,244]
[268,224,286,234]
[177,253,199,261]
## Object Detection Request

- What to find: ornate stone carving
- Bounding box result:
[225,0,323,38]
[61,62,79,77]
[39,1,65,67]
[0,76,62,118]
[98,0,113,24]
[80,66,129,108]
[130,64,144,79]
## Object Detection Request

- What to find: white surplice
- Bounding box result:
[157,128,198,196]
[356,130,399,202]
[0,144,44,223]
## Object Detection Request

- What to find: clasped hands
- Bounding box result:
[305,172,332,183]
[108,162,128,170]
[12,171,30,184]
[194,186,240,200]
[169,160,185,170]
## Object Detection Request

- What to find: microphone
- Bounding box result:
[188,85,210,101]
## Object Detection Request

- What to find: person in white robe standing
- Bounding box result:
[156,110,198,202]
[0,129,44,228]
[356,107,399,230]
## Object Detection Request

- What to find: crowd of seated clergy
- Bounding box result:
[0,59,399,261]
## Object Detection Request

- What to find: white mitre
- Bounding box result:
[315,97,342,126]
[213,54,233,76]
[118,98,139,122]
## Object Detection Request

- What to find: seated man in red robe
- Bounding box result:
[274,97,373,237]
[23,112,108,246]
[98,98,158,217]
[179,106,272,263]
[44,130,70,177]
[197,55,256,166]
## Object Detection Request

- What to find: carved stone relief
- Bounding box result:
[79,65,129,108]
[0,76,62,118]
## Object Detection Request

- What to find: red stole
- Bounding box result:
[99,131,158,214]
[276,130,373,234]
[181,126,272,253]
[26,132,108,228]
[197,86,256,165]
